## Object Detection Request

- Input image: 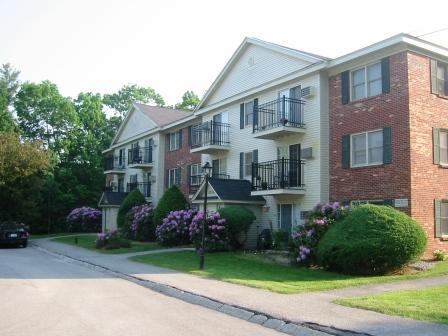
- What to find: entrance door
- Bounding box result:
[278,204,293,234]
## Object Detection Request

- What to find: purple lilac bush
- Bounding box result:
[156,209,196,246]
[66,206,102,232]
[290,202,346,265]
[189,211,230,251]
[124,203,154,241]
[95,230,130,250]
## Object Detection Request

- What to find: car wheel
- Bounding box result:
[22,240,28,248]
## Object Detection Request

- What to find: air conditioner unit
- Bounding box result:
[301,86,315,98]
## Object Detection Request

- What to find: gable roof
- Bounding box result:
[98,191,128,207]
[192,178,265,204]
[195,37,330,111]
[108,103,193,149]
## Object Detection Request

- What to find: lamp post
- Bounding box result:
[199,161,212,270]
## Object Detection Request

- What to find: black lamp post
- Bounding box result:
[199,161,212,270]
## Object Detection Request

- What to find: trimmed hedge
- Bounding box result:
[218,206,255,249]
[153,185,189,227]
[117,189,145,230]
[316,204,427,275]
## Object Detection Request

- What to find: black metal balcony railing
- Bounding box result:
[104,185,125,193]
[253,97,305,133]
[251,158,305,191]
[188,174,230,194]
[104,155,126,171]
[191,121,230,148]
[127,182,151,197]
[128,146,153,165]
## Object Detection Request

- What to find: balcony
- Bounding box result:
[253,97,305,140]
[190,121,230,154]
[251,158,305,196]
[104,156,126,174]
[127,182,151,198]
[127,146,153,169]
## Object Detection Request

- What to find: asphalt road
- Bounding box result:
[0,246,285,336]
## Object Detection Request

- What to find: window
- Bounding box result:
[244,101,254,127]
[189,163,201,186]
[341,57,390,104]
[277,204,300,234]
[118,148,126,167]
[212,158,227,178]
[435,199,448,237]
[342,127,391,168]
[351,62,382,101]
[431,60,448,97]
[169,130,182,151]
[351,130,383,167]
[168,168,181,187]
[243,152,253,177]
[433,128,448,165]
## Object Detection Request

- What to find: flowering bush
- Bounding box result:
[291,202,346,265]
[66,207,102,232]
[122,203,155,241]
[95,230,130,250]
[189,211,230,251]
[433,249,447,261]
[156,209,196,246]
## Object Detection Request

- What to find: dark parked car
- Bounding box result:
[0,221,29,248]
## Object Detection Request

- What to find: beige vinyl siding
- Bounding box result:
[117,109,157,143]
[208,45,313,106]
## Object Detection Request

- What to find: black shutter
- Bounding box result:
[178,129,182,149]
[433,128,440,164]
[341,134,350,169]
[252,149,258,164]
[430,59,438,94]
[253,98,258,129]
[187,165,191,187]
[341,71,350,104]
[239,152,244,179]
[383,127,392,164]
[165,169,169,188]
[381,57,390,94]
[240,103,245,129]
[166,134,170,152]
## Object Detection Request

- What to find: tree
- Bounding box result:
[175,90,200,111]
[103,84,165,117]
[0,132,52,186]
[14,81,79,157]
[0,63,20,132]
[0,132,52,228]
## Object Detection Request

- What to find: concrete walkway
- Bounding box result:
[31,239,448,336]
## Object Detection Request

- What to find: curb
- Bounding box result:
[31,242,370,336]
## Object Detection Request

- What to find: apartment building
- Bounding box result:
[190,37,331,247]
[328,34,448,255]
[98,103,196,231]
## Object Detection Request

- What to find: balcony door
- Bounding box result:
[278,89,290,122]
[212,112,228,146]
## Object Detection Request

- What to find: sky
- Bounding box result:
[1,0,447,106]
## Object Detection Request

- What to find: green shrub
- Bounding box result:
[433,249,447,261]
[316,204,427,275]
[272,230,290,250]
[218,206,255,249]
[153,186,189,227]
[117,189,145,230]
[95,230,131,250]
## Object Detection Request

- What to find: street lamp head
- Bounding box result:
[202,161,212,175]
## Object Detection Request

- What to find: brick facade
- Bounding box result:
[329,51,448,258]
[164,126,201,200]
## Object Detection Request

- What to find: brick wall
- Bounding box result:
[329,52,412,208]
[164,127,201,200]
[329,51,448,258]
[407,52,448,255]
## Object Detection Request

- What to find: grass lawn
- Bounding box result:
[130,251,448,294]
[52,234,163,254]
[335,284,448,324]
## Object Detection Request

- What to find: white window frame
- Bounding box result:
[169,131,181,151]
[350,129,383,167]
[436,62,448,97]
[244,152,253,177]
[244,101,254,127]
[168,168,181,187]
[437,200,448,237]
[212,158,227,178]
[189,163,201,186]
[350,61,382,101]
[439,130,448,165]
